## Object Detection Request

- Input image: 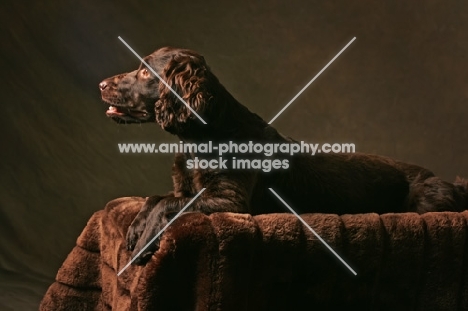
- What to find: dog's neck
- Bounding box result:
[175,84,271,144]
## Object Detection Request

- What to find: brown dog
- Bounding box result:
[99,47,468,264]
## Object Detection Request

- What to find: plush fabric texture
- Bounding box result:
[40,197,468,310]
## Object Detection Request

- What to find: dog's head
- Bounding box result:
[99,47,216,134]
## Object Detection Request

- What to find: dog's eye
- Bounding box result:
[141,68,149,77]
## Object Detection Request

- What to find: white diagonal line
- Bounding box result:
[268,188,357,276]
[118,188,206,276]
[118,36,207,125]
[268,37,356,124]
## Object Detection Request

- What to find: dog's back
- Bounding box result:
[251,152,410,215]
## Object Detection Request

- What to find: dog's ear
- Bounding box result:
[155,51,214,133]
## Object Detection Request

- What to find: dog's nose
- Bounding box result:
[99,81,108,91]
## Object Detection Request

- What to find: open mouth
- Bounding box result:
[106,105,126,117]
[105,105,154,123]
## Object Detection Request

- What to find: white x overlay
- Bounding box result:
[117,37,357,276]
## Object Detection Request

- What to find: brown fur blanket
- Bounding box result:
[40,197,468,310]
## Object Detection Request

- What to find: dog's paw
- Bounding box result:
[126,222,145,251]
[131,235,161,265]
[130,210,168,265]
[125,195,165,251]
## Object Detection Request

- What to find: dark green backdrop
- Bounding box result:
[2,1,468,309]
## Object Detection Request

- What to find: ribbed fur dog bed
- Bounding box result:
[40,197,468,310]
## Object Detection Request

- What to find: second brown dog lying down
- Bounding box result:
[99,46,468,264]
